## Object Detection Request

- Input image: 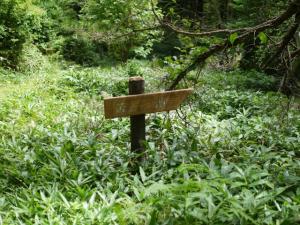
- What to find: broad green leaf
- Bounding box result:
[139,167,146,183]
[59,193,70,208]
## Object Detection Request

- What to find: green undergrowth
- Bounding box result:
[0,61,299,224]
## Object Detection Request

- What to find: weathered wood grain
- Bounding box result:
[104,88,193,119]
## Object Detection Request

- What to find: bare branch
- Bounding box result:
[162,22,250,37]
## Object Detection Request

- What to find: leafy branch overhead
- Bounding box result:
[149,0,300,93]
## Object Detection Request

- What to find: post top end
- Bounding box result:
[129,76,144,81]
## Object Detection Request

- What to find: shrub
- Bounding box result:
[0,0,28,68]
[0,0,49,69]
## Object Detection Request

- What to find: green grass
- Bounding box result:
[0,60,299,224]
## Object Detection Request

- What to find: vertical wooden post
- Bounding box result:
[129,77,145,153]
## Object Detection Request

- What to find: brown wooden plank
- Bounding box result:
[104,88,193,119]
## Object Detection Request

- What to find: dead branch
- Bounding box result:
[162,22,251,37]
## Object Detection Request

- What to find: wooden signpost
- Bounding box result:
[104,76,192,153]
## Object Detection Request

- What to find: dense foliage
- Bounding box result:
[0,0,29,68]
[0,0,55,69]
[0,61,299,224]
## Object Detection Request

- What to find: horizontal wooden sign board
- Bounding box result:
[104,88,193,119]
